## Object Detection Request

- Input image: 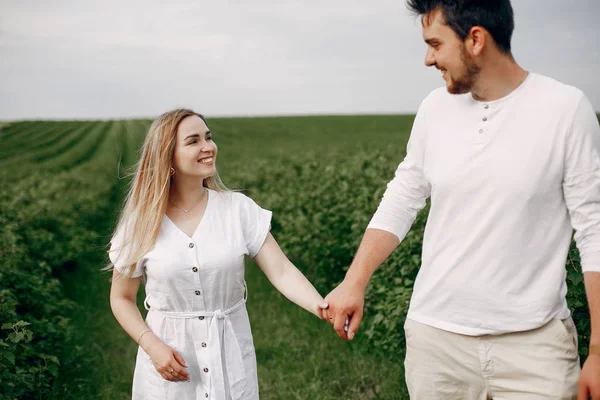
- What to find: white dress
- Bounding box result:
[109,189,272,400]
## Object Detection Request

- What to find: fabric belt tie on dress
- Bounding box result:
[144,292,248,400]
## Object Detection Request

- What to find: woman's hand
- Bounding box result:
[318,302,330,322]
[143,336,190,382]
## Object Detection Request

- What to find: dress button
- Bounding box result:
[484,104,489,109]
[479,129,483,134]
[482,117,487,121]
[204,368,209,373]
[192,267,198,272]
[189,243,194,248]
[195,290,201,295]
[205,393,209,398]
[198,316,205,320]
[202,342,207,348]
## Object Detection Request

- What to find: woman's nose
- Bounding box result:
[200,141,214,153]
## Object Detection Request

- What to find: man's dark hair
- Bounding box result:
[407,0,514,53]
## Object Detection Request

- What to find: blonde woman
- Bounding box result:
[108,109,329,400]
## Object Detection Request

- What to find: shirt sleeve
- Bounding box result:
[237,193,273,257]
[108,222,145,278]
[366,98,432,241]
[563,93,600,273]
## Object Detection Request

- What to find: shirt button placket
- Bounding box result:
[477,104,489,142]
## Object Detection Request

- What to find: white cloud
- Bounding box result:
[0,0,598,119]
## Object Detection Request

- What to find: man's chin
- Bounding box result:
[446,81,471,95]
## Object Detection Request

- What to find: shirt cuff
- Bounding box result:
[366,218,413,243]
[581,250,600,273]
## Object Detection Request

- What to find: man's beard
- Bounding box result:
[447,45,481,94]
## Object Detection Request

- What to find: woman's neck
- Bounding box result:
[169,180,207,209]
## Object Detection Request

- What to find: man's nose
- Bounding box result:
[424,48,435,67]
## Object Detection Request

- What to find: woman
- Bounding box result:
[108,109,329,400]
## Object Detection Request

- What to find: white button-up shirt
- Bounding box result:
[110,189,272,400]
[368,73,600,335]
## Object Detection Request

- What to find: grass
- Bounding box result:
[59,254,408,399]
[247,259,408,399]
[51,115,414,399]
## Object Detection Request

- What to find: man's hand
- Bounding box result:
[579,353,600,399]
[323,279,366,340]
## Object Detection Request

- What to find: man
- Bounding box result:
[322,0,600,398]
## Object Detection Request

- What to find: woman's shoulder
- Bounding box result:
[210,189,254,207]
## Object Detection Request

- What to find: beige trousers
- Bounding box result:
[404,317,581,399]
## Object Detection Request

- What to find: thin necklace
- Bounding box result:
[169,193,206,213]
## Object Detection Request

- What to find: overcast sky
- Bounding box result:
[1,0,598,120]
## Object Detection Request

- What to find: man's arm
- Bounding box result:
[561,93,600,400]
[579,272,600,399]
[584,272,600,348]
[325,229,399,340]
[325,96,432,340]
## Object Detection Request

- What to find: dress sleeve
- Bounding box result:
[108,223,145,278]
[237,193,273,257]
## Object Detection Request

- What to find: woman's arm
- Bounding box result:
[109,269,190,382]
[253,233,328,319]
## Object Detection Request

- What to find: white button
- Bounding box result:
[484,104,489,109]
[479,129,483,134]
[482,117,487,122]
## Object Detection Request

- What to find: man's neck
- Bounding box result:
[471,56,529,102]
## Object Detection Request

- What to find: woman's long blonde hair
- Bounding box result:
[108,109,228,277]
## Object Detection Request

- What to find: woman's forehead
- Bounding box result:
[177,115,209,137]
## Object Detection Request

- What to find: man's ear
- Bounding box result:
[467,26,486,57]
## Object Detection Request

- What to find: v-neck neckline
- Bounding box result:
[164,189,212,240]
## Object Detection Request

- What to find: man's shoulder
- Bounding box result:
[528,73,586,106]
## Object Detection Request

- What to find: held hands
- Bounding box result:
[141,334,190,382]
[319,278,365,340]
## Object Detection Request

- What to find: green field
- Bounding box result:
[0,116,414,399]
[0,115,593,399]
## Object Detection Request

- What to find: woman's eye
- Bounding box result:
[206,136,212,141]
[189,139,197,144]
